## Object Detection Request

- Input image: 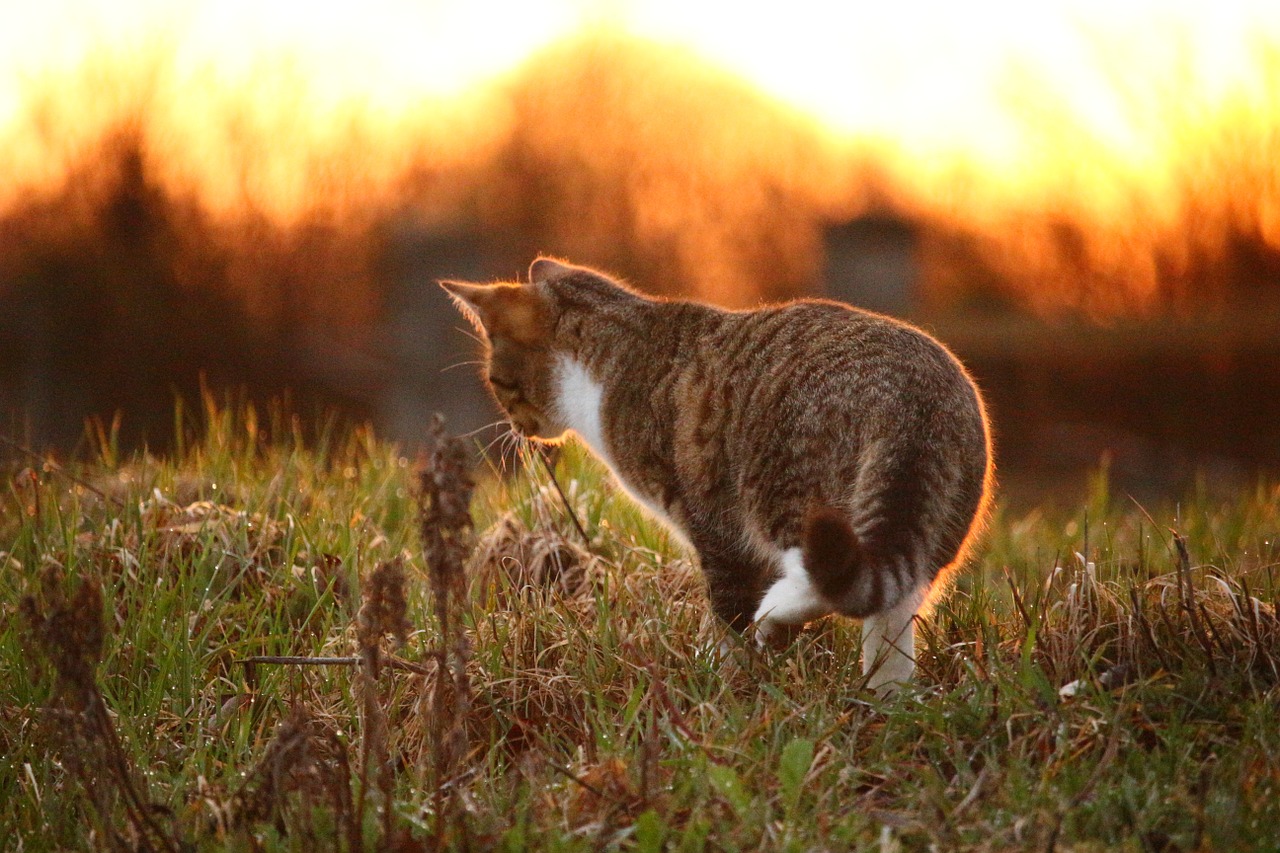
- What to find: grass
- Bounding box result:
[2,400,1279,851]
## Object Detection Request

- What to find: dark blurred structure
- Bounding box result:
[931,315,1280,502]
[377,218,505,449]
[823,214,921,317]
[0,143,276,449]
[0,133,377,452]
[3,35,1280,505]
[819,214,1280,502]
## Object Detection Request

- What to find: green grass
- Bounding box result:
[2,402,1279,851]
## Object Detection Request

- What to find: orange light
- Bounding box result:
[1,1,1279,313]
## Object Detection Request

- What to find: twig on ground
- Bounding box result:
[537,447,592,546]
[1,433,125,508]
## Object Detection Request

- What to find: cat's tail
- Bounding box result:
[801,506,898,619]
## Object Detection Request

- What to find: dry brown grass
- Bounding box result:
[3,414,1280,850]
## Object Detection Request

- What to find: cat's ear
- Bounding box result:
[439,280,497,330]
[439,280,545,343]
[529,257,574,284]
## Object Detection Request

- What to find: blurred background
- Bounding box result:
[2,0,1279,504]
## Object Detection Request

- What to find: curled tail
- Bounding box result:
[802,506,904,619]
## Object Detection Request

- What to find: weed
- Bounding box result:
[20,567,180,852]
[3,407,1280,850]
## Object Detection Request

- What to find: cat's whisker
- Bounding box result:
[475,429,518,480]
[477,426,516,459]
[452,325,487,347]
[520,442,558,528]
[485,433,507,470]
[460,419,510,440]
[440,359,486,374]
[504,435,526,474]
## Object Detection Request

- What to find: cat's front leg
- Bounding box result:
[700,546,818,648]
[695,544,769,636]
[751,548,833,646]
[704,576,759,635]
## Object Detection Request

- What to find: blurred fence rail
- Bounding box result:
[932,311,1280,500]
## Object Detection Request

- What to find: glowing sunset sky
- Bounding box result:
[1,0,1278,227]
[4,1,1277,150]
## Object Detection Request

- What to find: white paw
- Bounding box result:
[751,548,832,644]
[753,616,780,649]
[864,650,915,697]
[866,670,910,698]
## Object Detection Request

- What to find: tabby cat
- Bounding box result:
[442,258,993,692]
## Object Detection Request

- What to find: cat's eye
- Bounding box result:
[488,375,518,392]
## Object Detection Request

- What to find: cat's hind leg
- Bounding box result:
[752,548,834,646]
[797,505,931,692]
[860,583,927,695]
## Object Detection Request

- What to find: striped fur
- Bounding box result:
[441,258,994,691]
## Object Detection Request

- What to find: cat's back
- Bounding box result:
[694,298,983,429]
[693,301,992,667]
[668,297,989,551]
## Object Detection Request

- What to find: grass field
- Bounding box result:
[2,401,1279,851]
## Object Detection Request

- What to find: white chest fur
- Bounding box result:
[554,355,610,463]
[553,354,689,546]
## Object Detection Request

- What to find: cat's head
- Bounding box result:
[440,258,580,442]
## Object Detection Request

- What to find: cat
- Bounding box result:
[441,258,993,692]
